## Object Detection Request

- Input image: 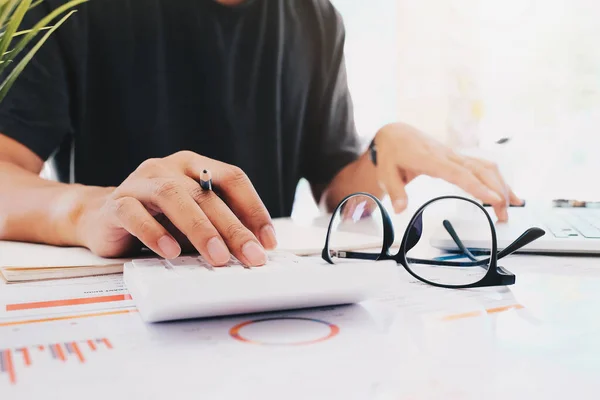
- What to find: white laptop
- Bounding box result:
[433,203,600,255]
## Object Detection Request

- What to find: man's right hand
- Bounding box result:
[76,151,277,267]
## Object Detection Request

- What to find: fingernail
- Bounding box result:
[242,241,267,266]
[259,225,277,250]
[393,199,407,213]
[158,236,181,259]
[207,237,230,265]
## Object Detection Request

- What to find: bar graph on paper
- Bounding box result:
[0,338,113,385]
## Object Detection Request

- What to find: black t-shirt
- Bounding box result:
[0,0,362,217]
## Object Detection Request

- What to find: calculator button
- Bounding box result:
[195,257,218,270]
[213,264,248,273]
[132,259,168,269]
[167,257,201,267]
[169,257,216,271]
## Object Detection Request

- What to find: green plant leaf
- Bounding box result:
[0,25,52,41]
[0,0,20,31]
[1,0,44,29]
[0,0,33,59]
[0,9,75,103]
[0,0,85,76]
[11,25,52,37]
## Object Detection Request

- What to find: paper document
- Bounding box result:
[366,273,527,323]
[0,280,406,400]
[0,274,135,323]
[0,241,131,282]
[3,263,600,399]
[271,217,386,255]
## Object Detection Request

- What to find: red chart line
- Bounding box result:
[71,342,85,363]
[17,348,31,366]
[54,344,66,362]
[4,350,16,385]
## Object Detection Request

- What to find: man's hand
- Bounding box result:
[372,122,522,221]
[76,151,277,266]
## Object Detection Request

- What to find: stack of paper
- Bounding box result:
[0,241,129,283]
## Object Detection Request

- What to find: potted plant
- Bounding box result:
[0,0,86,102]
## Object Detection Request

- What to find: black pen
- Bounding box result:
[200,169,212,191]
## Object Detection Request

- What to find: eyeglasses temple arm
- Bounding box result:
[443,220,478,261]
[497,227,546,260]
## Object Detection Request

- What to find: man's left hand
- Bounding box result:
[371,122,523,222]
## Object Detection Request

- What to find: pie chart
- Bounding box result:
[229,317,340,346]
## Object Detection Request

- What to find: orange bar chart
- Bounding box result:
[0,338,113,385]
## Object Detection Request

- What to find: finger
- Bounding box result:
[462,161,509,222]
[341,195,377,220]
[465,157,524,217]
[377,163,408,214]
[114,197,181,259]
[188,181,267,267]
[508,188,523,206]
[154,214,195,254]
[484,167,512,222]
[428,158,505,207]
[471,157,524,206]
[122,178,232,266]
[182,159,277,250]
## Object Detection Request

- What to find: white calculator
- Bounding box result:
[123,251,398,322]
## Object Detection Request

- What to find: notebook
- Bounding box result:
[0,217,385,283]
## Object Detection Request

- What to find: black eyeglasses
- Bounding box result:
[321,193,545,289]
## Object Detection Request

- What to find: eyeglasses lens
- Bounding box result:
[403,198,493,286]
[327,194,385,262]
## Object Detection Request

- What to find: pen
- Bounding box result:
[200,169,212,191]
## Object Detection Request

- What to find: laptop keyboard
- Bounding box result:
[545,209,600,238]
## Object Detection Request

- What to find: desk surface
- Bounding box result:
[2,192,600,399]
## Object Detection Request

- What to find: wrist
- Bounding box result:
[54,184,113,247]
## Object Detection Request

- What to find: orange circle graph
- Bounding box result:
[229,317,340,346]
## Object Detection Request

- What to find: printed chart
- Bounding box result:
[0,338,113,385]
[0,274,135,323]
[230,317,340,346]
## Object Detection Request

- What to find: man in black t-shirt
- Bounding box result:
[0,0,522,267]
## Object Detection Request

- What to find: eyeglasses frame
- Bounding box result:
[321,192,545,289]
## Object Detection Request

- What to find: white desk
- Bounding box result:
[2,201,600,399]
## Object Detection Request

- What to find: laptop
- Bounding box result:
[432,201,600,255]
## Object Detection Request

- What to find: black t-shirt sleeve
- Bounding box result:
[301,5,363,186]
[0,5,72,161]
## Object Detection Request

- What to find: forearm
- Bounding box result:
[0,160,110,246]
[320,150,383,212]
